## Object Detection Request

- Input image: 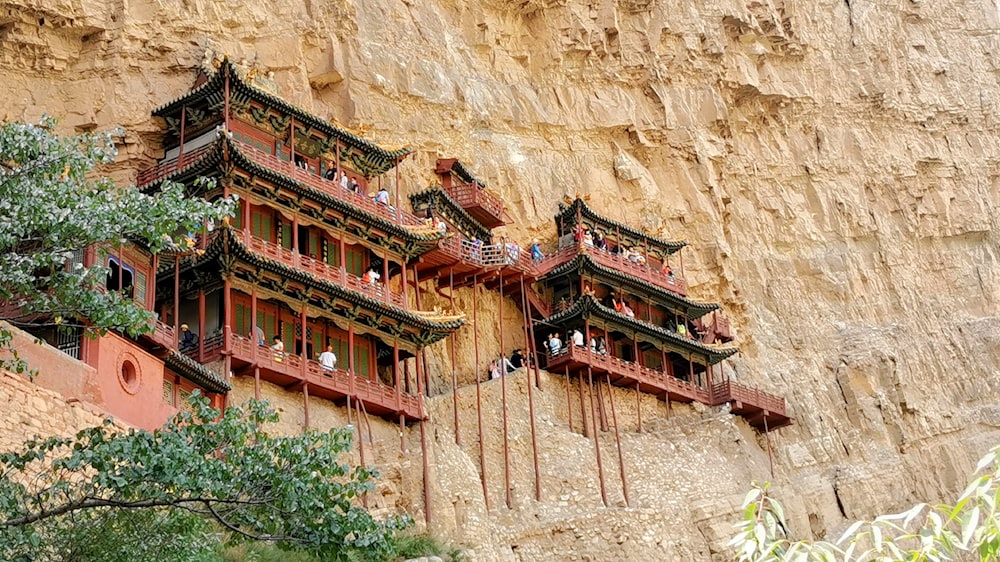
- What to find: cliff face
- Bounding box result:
[5,0,1000,559]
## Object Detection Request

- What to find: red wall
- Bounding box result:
[83,332,177,430]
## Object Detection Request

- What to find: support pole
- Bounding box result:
[606,376,631,507]
[765,416,774,479]
[449,268,460,445]
[635,382,642,433]
[472,275,489,510]
[566,367,574,433]
[588,366,608,507]
[399,414,407,453]
[303,383,311,430]
[520,275,542,502]
[253,366,260,400]
[416,347,431,525]
[355,400,369,509]
[577,366,588,438]
[499,271,512,509]
[597,365,609,432]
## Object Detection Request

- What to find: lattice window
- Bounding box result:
[178,388,194,413]
[162,379,175,405]
[134,271,147,306]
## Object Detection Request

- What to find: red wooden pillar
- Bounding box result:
[498,271,511,509]
[223,67,230,130]
[448,268,460,445]
[292,216,299,254]
[382,254,390,305]
[250,288,259,343]
[519,273,541,501]
[289,115,296,167]
[348,324,356,397]
[223,277,232,385]
[472,275,489,510]
[197,289,206,362]
[178,105,186,161]
[149,254,158,312]
[588,366,608,506]
[173,257,180,349]
[299,304,308,378]
[303,382,311,430]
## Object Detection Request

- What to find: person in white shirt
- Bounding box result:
[318,345,337,372]
[572,329,584,347]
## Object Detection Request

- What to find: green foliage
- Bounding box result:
[0,393,409,562]
[730,446,1000,561]
[0,117,233,373]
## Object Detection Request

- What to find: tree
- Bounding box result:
[0,394,408,562]
[0,117,233,372]
[730,446,1000,561]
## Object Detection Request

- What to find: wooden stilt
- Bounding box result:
[606,376,630,507]
[355,400,368,509]
[588,366,607,506]
[597,374,609,432]
[449,268,460,445]
[253,366,260,400]
[566,369,574,433]
[577,367,589,438]
[519,274,542,501]
[302,383,310,430]
[472,276,489,510]
[635,383,642,433]
[498,271,511,509]
[399,414,407,453]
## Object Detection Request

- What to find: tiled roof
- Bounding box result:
[555,198,686,256]
[163,350,231,393]
[152,59,411,177]
[539,295,737,364]
[543,253,718,319]
[409,186,492,242]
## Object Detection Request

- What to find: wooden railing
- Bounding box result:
[149,320,176,350]
[137,144,215,186]
[442,181,507,223]
[241,232,406,308]
[229,334,420,417]
[544,345,710,403]
[711,379,786,416]
[235,142,427,227]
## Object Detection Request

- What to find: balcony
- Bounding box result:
[228,334,421,419]
[543,344,710,404]
[418,236,538,285]
[711,379,791,431]
[239,231,406,309]
[143,319,177,350]
[234,142,428,228]
[441,181,509,229]
[137,144,215,186]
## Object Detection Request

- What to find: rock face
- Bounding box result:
[4,0,1000,559]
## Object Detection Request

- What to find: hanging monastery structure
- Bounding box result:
[13,59,790,520]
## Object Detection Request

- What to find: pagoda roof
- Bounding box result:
[555,198,686,257]
[544,253,718,319]
[163,349,232,393]
[140,137,447,260]
[436,158,486,187]
[409,186,492,242]
[191,229,465,348]
[152,58,412,177]
[540,295,736,364]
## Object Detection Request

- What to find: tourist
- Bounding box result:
[530,239,543,262]
[627,247,642,264]
[363,267,380,286]
[324,165,336,181]
[510,348,525,369]
[623,302,635,318]
[375,186,390,205]
[500,354,516,374]
[549,332,562,356]
[677,323,687,337]
[573,224,584,243]
[594,230,607,250]
[251,324,265,346]
[589,334,598,353]
[340,173,350,190]
[436,219,447,233]
[271,335,284,362]
[661,262,673,278]
[583,230,594,246]
[179,324,198,351]
[571,329,584,348]
[613,297,625,314]
[596,336,607,355]
[350,178,362,194]
[488,359,501,380]
[318,345,337,372]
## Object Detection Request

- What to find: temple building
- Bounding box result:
[529,198,791,432]
[133,58,466,427]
